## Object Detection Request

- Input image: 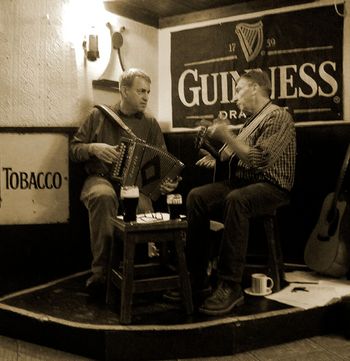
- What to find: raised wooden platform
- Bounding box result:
[0,271,342,361]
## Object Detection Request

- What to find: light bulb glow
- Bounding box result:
[62,0,105,47]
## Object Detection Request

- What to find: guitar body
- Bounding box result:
[304,192,350,277]
[214,160,230,182]
[305,144,350,277]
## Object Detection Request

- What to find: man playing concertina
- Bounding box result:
[70,68,178,298]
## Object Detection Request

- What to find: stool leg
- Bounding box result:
[120,238,135,324]
[275,224,285,289]
[274,217,285,282]
[264,216,283,292]
[175,231,193,315]
[106,238,116,305]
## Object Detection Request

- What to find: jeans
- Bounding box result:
[80,175,153,283]
[186,180,290,284]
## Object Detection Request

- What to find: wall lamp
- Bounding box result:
[92,23,126,91]
[83,27,100,62]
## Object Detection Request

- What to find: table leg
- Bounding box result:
[120,237,135,324]
[175,231,193,315]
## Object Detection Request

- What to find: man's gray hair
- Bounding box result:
[240,70,272,97]
[119,68,151,88]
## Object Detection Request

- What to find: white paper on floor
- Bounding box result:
[266,271,350,309]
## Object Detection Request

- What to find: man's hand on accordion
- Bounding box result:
[159,176,182,195]
[88,143,120,164]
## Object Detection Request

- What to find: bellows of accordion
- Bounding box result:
[110,137,184,201]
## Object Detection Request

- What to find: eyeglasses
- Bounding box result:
[138,212,166,223]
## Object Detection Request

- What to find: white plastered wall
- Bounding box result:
[0,0,158,127]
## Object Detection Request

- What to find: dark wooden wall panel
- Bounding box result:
[0,123,349,296]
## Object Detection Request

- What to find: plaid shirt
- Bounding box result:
[234,106,296,192]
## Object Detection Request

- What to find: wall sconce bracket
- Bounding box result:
[92,23,125,92]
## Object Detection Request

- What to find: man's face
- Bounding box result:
[124,76,150,113]
[235,78,255,113]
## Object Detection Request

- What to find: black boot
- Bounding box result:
[199,281,244,316]
[163,275,212,302]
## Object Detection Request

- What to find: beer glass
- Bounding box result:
[120,186,139,222]
[166,194,182,220]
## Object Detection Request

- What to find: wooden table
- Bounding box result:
[107,216,193,324]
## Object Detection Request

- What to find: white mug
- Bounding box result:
[251,273,274,294]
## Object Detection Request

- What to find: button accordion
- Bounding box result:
[110,137,184,201]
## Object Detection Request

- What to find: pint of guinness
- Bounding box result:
[120,186,139,222]
[166,194,183,220]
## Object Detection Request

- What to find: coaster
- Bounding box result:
[244,287,272,297]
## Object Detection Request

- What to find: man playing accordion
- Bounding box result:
[70,68,179,298]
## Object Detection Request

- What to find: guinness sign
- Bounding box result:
[236,21,264,62]
[171,5,343,127]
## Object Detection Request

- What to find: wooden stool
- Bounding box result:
[261,212,285,291]
[209,211,285,292]
[107,217,193,324]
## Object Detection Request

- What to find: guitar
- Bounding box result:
[194,102,279,182]
[304,144,350,277]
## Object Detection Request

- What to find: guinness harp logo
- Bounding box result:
[235,21,264,62]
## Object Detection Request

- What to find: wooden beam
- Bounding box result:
[159,0,316,28]
[104,1,159,28]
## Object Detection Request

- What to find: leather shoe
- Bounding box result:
[163,277,212,302]
[163,289,182,302]
[163,285,212,302]
[199,282,244,316]
[86,279,106,300]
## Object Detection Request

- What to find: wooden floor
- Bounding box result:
[1,333,350,361]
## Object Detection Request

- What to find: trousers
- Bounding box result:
[186,180,289,284]
[80,175,153,282]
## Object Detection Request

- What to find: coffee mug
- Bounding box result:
[120,186,139,222]
[251,273,274,294]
